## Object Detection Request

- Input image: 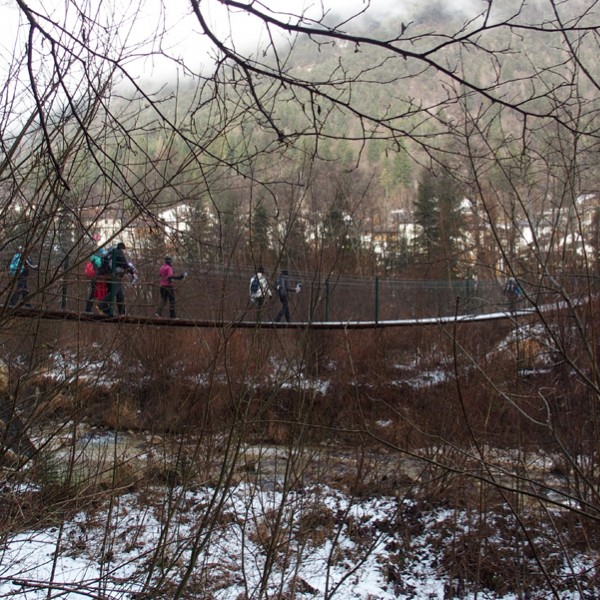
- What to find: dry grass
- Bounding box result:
[0,310,598,597]
[1,314,592,455]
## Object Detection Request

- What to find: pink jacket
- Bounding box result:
[159,263,174,287]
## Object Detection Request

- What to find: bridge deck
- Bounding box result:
[5,306,538,329]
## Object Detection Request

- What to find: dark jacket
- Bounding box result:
[277,274,291,300]
[113,247,135,276]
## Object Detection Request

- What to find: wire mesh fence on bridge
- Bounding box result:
[1,246,595,323]
[0,262,561,324]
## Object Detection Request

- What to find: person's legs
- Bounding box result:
[283,299,290,322]
[157,287,168,316]
[100,278,111,314]
[96,279,111,314]
[275,300,284,322]
[167,288,176,318]
[275,298,290,322]
[21,277,30,306]
[10,276,28,306]
[255,296,265,321]
[8,284,21,306]
[85,280,96,312]
[115,282,126,315]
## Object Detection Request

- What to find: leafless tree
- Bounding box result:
[0,0,600,598]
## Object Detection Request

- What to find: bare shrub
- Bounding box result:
[102,395,140,430]
[433,509,586,597]
[296,501,336,547]
[248,508,290,559]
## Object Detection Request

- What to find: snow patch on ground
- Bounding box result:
[0,479,594,599]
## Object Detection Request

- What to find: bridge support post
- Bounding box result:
[61,256,68,310]
[375,276,379,324]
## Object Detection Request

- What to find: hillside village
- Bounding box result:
[9,189,597,290]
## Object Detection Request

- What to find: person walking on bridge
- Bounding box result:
[503,276,523,312]
[274,269,301,323]
[84,247,105,313]
[249,266,272,309]
[156,256,187,319]
[98,242,137,316]
[8,247,37,307]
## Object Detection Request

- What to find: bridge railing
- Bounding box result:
[0,273,558,323]
[0,251,595,322]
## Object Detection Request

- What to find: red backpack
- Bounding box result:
[84,261,96,278]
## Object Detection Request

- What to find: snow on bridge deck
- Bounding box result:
[5,306,538,329]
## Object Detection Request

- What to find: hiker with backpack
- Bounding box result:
[274,269,301,323]
[503,276,523,312]
[84,248,106,313]
[98,242,137,316]
[249,266,272,309]
[156,256,188,319]
[8,247,37,307]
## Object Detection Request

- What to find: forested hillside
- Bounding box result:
[72,0,598,282]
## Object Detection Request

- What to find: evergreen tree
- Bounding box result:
[381,145,412,198]
[436,170,465,277]
[393,146,412,188]
[336,139,354,166]
[414,169,440,258]
[367,139,384,165]
[323,206,348,242]
[185,199,215,264]
[250,200,270,262]
[414,168,464,276]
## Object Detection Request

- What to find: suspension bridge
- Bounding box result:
[2,253,585,328]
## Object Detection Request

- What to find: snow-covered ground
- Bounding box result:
[0,480,438,599]
[0,473,594,599]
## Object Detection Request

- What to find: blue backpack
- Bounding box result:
[8,253,22,276]
[250,276,260,295]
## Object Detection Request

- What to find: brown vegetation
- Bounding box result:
[0,306,596,597]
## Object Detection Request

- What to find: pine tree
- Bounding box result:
[392,145,412,188]
[414,169,440,258]
[414,168,464,275]
[250,200,270,261]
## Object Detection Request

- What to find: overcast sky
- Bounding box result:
[133,0,422,79]
[0,0,487,82]
[133,0,485,80]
